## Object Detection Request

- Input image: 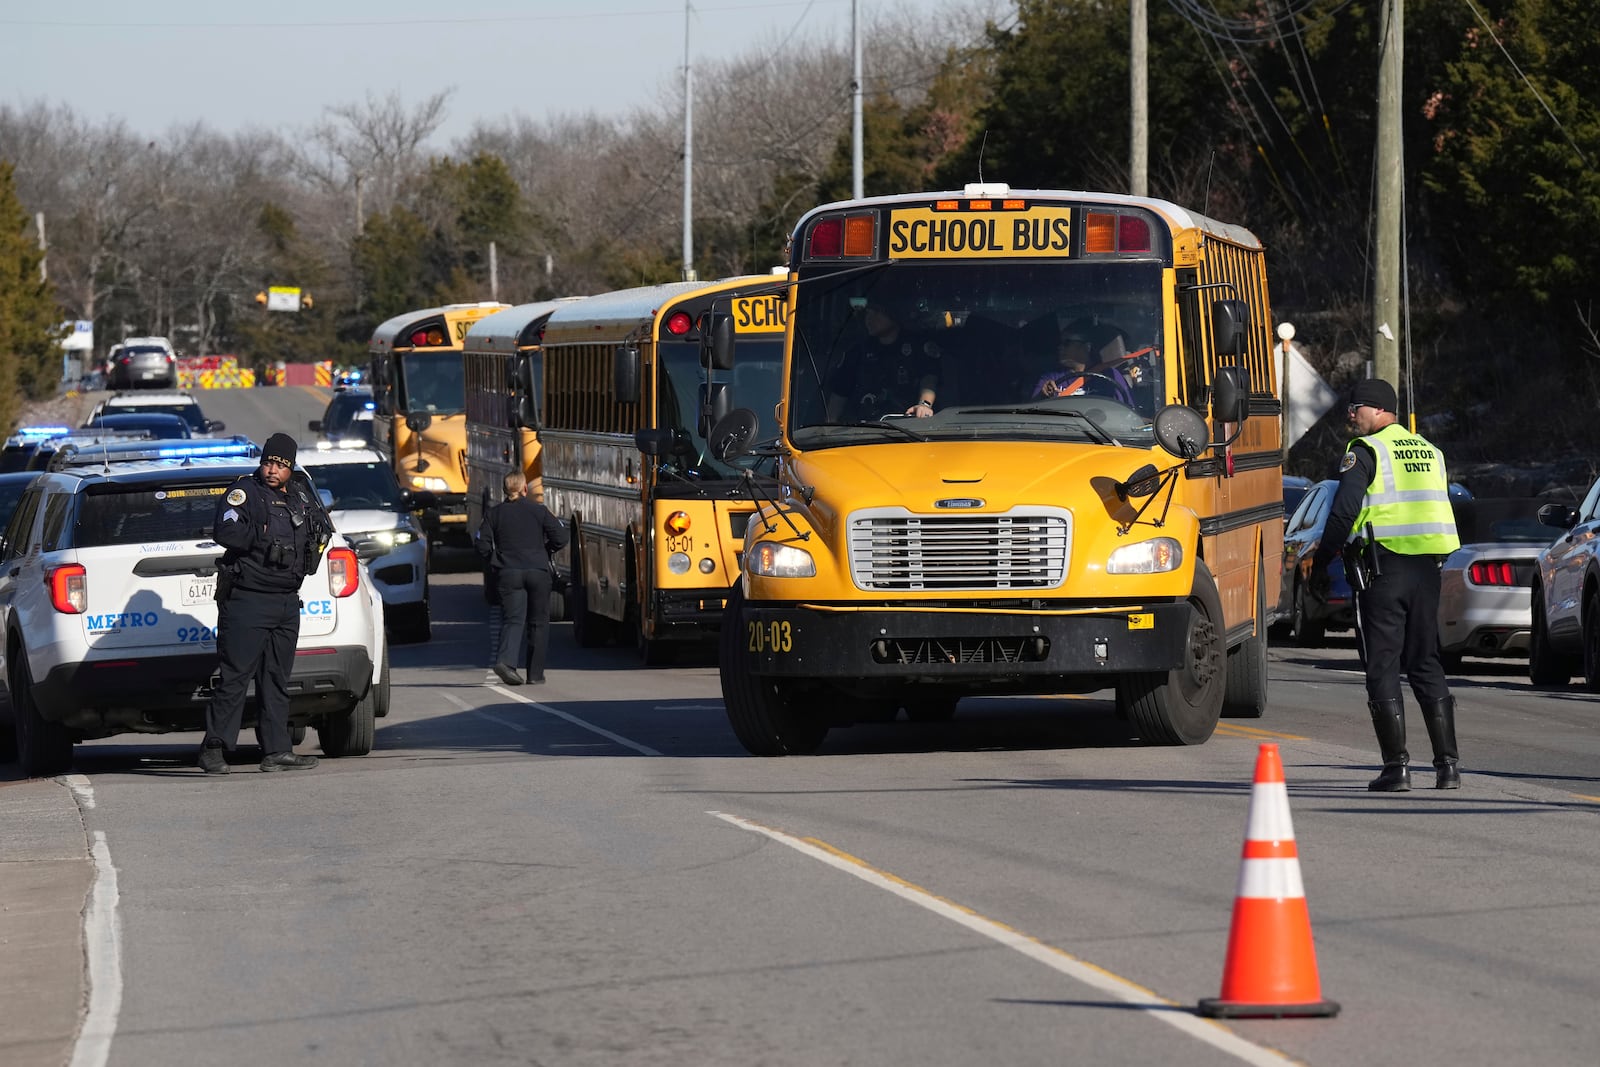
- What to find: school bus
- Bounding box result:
[536,275,787,664]
[462,297,584,532]
[368,302,509,543]
[712,184,1283,754]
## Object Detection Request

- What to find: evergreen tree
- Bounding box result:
[0,161,62,430]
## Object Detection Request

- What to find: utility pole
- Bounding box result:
[354,173,365,237]
[851,0,863,199]
[35,212,46,282]
[681,0,696,282]
[1129,0,1148,196]
[489,241,499,302]
[1373,0,1402,390]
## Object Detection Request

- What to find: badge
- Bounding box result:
[226,488,247,506]
[1338,452,1357,473]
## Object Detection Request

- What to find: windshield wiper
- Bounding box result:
[829,420,929,442]
[955,406,1118,445]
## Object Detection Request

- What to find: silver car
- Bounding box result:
[1438,498,1556,672]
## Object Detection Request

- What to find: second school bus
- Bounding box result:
[368,301,508,543]
[535,275,786,663]
[713,184,1284,754]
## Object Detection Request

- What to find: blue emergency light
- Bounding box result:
[17,425,72,436]
[151,439,261,459]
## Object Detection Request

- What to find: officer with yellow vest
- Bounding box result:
[1312,378,1461,792]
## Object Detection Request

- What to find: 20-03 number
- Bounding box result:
[747,619,792,653]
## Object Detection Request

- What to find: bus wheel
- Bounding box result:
[569,539,612,649]
[1117,560,1225,745]
[719,586,828,756]
[1222,557,1269,718]
[634,614,673,666]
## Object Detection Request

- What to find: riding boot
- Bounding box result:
[1420,695,1461,789]
[1367,698,1411,792]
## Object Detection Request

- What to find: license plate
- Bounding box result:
[182,577,216,605]
[141,370,158,379]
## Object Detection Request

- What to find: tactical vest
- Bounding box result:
[1348,423,1461,556]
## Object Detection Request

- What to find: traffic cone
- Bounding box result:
[1198,743,1340,1018]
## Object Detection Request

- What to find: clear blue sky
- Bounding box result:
[4,0,959,147]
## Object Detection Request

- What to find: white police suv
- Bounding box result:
[0,437,388,777]
[85,390,226,437]
[299,442,434,643]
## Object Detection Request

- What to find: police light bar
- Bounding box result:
[48,434,262,471]
[17,425,72,437]
[315,439,371,450]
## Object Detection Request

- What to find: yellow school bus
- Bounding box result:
[713,184,1283,753]
[536,275,787,663]
[462,297,585,530]
[368,301,508,543]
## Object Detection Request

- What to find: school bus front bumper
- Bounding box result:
[734,601,1192,678]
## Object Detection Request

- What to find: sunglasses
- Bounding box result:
[1346,403,1374,416]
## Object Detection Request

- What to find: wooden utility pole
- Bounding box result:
[1130,0,1148,196]
[681,0,696,282]
[1373,0,1402,389]
[851,0,863,199]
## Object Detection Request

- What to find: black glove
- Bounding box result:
[1309,564,1333,600]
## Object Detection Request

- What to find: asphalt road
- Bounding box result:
[3,386,1599,1067]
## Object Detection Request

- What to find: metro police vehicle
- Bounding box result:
[0,437,388,777]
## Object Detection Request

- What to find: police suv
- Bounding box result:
[85,390,226,437]
[299,442,434,643]
[0,437,388,777]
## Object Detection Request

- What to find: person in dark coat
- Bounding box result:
[479,472,568,685]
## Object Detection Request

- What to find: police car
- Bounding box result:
[84,391,226,437]
[299,442,434,643]
[0,437,388,777]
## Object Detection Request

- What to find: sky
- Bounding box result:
[4,0,960,147]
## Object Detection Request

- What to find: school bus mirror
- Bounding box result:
[1210,365,1250,424]
[1210,298,1249,356]
[702,313,735,370]
[1116,463,1163,501]
[613,345,641,401]
[1154,404,1209,460]
[708,408,759,462]
[404,411,433,433]
[698,381,731,438]
[516,396,540,431]
[635,428,674,458]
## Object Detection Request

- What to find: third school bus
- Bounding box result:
[535,275,786,663]
[368,301,509,542]
[712,184,1283,754]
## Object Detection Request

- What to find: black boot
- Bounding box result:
[1367,698,1411,792]
[1420,695,1461,789]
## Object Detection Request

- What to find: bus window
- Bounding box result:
[400,352,466,414]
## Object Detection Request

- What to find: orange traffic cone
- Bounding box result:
[1198,742,1340,1018]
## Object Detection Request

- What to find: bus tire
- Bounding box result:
[569,537,612,649]
[1222,557,1269,718]
[1116,560,1225,745]
[719,585,827,756]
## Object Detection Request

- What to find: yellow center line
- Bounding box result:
[1215,722,1307,741]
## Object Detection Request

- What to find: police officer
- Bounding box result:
[197,433,327,774]
[1312,378,1462,791]
[825,304,941,421]
[478,471,568,686]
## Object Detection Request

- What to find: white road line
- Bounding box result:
[440,690,529,733]
[490,685,661,756]
[69,830,124,1067]
[710,811,1304,1067]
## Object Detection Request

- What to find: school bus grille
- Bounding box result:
[847,508,1071,591]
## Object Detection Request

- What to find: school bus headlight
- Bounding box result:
[664,511,691,536]
[410,475,449,492]
[1106,538,1183,574]
[669,552,692,574]
[748,541,816,578]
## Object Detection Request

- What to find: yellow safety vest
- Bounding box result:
[1347,423,1460,556]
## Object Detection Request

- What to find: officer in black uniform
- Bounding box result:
[825,303,941,421]
[197,433,326,774]
[1311,378,1462,792]
[478,471,568,686]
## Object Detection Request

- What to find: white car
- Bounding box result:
[0,437,387,777]
[1530,476,1600,688]
[299,443,433,642]
[85,390,226,437]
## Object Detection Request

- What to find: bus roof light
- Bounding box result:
[1119,215,1152,252]
[842,213,876,256]
[1085,212,1116,254]
[807,217,843,258]
[934,200,959,211]
[409,327,447,346]
[666,312,693,335]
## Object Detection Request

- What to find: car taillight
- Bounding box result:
[327,546,359,598]
[1467,561,1517,586]
[48,564,87,613]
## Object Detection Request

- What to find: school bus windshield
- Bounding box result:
[399,352,466,415]
[657,338,784,479]
[787,260,1165,449]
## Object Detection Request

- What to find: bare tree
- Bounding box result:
[299,90,453,240]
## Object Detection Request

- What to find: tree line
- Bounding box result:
[1,0,1596,461]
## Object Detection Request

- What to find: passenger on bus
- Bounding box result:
[826,304,941,420]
